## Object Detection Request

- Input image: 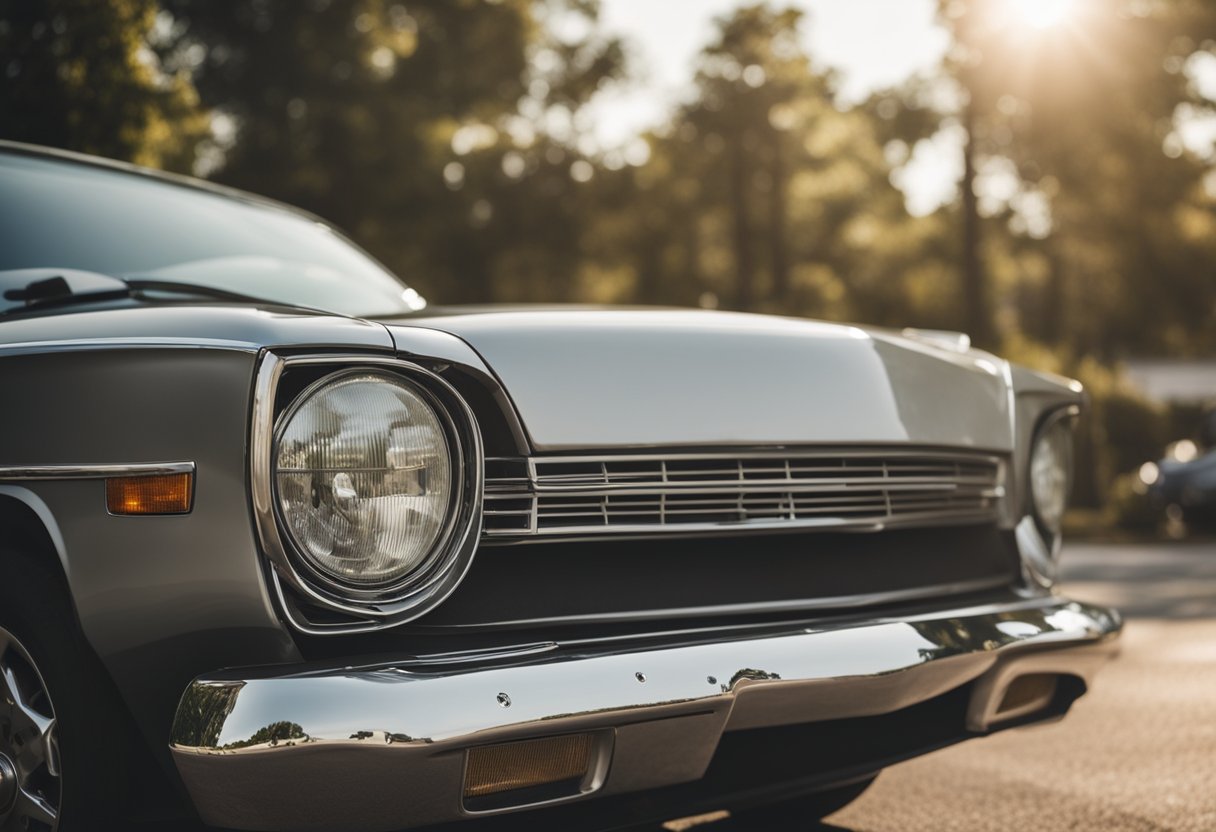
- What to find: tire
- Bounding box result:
[0,545,131,831]
[730,776,877,826]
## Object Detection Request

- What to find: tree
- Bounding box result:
[224,721,306,750]
[680,5,827,311]
[0,0,208,171]
[937,0,1216,355]
[155,0,624,304]
[616,4,914,320]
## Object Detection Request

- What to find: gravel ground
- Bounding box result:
[665,542,1216,832]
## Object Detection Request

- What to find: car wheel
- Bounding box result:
[0,623,60,831]
[0,546,128,831]
[730,776,877,826]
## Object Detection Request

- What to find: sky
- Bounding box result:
[593,0,947,136]
[587,0,1216,217]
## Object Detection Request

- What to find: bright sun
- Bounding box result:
[1011,0,1076,29]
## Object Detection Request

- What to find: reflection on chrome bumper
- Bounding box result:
[170,596,1120,832]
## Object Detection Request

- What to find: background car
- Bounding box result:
[1139,417,1216,533]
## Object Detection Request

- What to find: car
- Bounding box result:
[1139,428,1216,532]
[0,140,1120,832]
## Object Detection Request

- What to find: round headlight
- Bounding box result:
[1029,415,1074,534]
[274,371,454,591]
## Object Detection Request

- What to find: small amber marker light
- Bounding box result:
[106,472,194,515]
[464,733,596,800]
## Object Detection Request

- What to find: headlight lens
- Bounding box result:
[274,372,453,590]
[1029,416,1073,534]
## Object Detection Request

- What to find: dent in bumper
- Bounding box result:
[170,595,1120,831]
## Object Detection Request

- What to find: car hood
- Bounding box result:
[0,301,1017,453]
[386,308,1015,452]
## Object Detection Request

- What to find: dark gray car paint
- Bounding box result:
[0,306,516,748]
[0,299,1082,771]
[0,143,1086,822]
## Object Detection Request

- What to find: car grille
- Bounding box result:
[482,449,1005,540]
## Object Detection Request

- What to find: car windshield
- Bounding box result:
[0,151,425,317]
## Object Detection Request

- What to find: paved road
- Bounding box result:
[663,542,1216,832]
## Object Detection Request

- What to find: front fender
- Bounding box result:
[0,344,301,759]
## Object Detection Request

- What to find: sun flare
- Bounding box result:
[1010,0,1076,29]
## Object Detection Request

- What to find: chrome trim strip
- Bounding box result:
[526,480,1000,496]
[522,449,1006,463]
[249,351,484,631]
[0,337,259,356]
[0,461,195,481]
[479,514,1001,544]
[169,595,1120,831]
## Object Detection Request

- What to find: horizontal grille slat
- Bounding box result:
[482,449,1004,539]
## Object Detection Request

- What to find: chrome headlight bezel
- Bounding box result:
[250,352,483,630]
[1028,407,1075,540]
[1017,405,1077,590]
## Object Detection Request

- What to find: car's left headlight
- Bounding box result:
[274,370,457,594]
[1029,413,1074,536]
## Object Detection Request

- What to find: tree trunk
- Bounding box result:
[682,215,701,305]
[960,101,993,346]
[729,130,755,311]
[768,131,790,307]
[636,230,662,304]
[1043,237,1066,349]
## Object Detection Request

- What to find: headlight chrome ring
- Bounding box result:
[1028,408,1075,539]
[251,353,483,629]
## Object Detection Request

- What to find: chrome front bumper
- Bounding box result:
[170,595,1120,832]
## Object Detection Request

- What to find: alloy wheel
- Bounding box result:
[0,626,59,831]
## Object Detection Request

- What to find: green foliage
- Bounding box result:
[171,681,242,748]
[151,0,624,304]
[1107,472,1161,531]
[7,0,1213,355]
[0,0,208,170]
[224,721,307,750]
[583,4,918,317]
[5,0,1216,519]
[1100,390,1172,477]
[936,0,1216,356]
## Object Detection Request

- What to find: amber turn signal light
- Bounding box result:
[464,733,596,799]
[106,472,194,515]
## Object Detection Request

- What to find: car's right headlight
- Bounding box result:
[274,370,455,593]
[1029,413,1074,537]
[1016,407,1078,590]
